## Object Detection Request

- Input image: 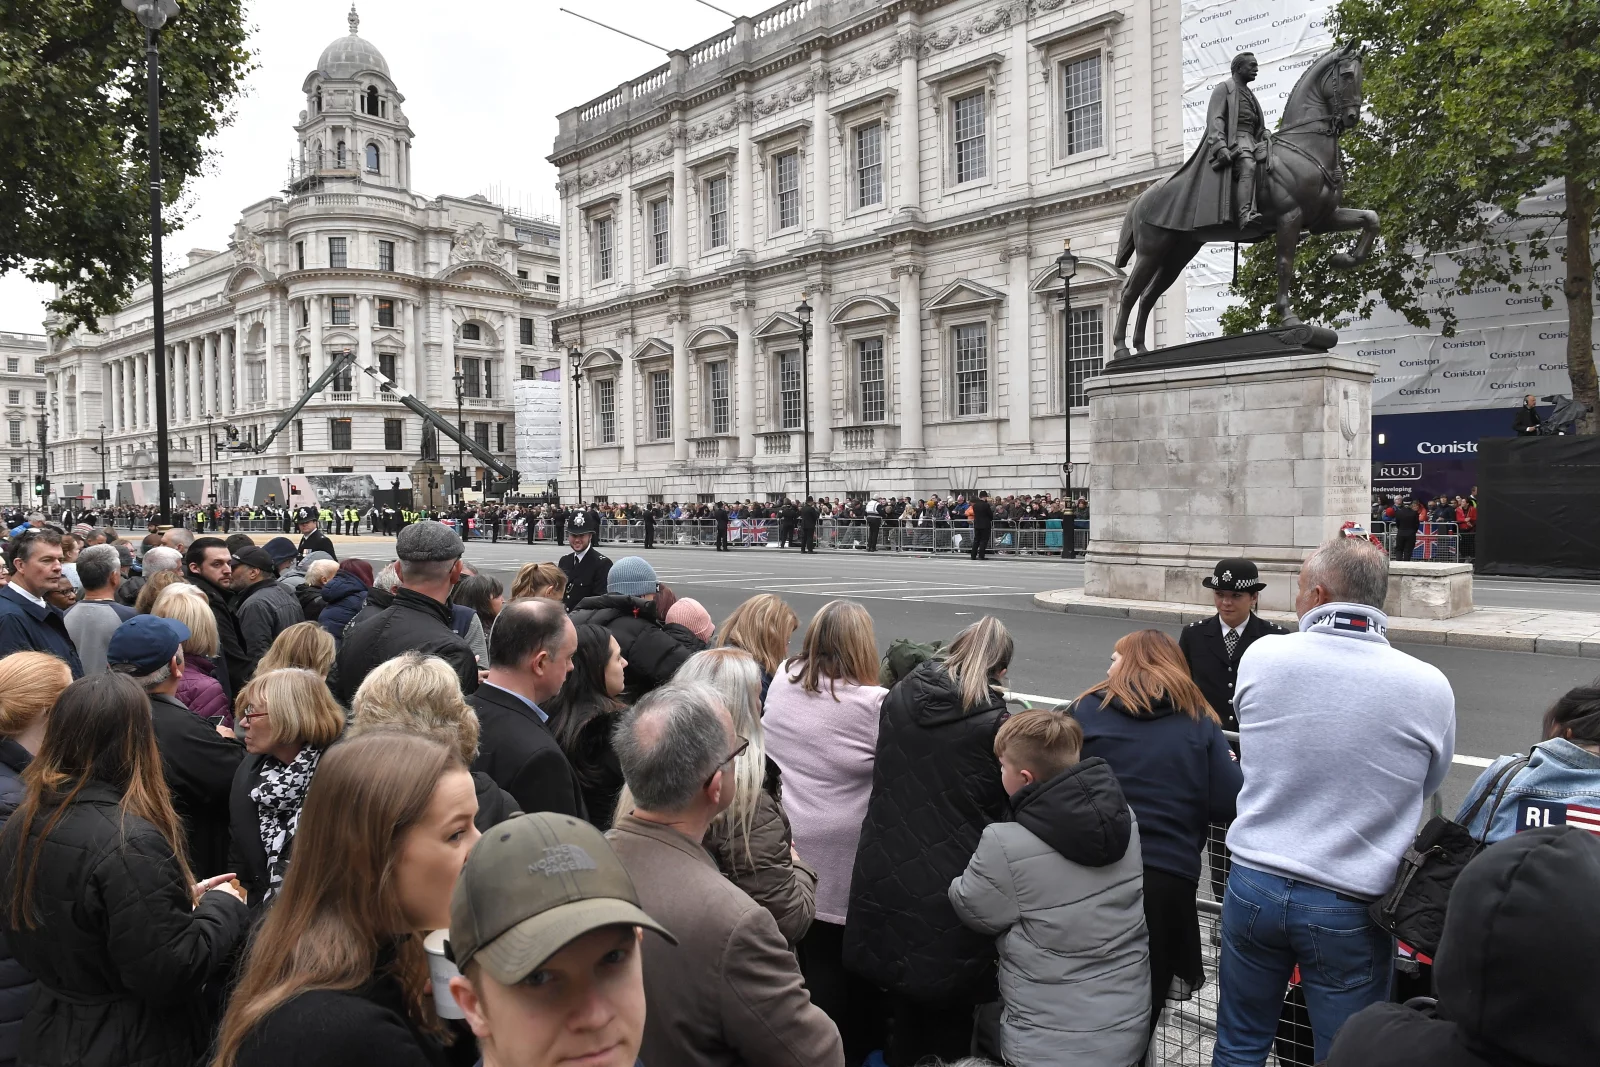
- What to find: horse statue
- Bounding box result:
[1112,43,1379,358]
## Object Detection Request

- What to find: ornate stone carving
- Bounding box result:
[918,2,1019,57]
[230,222,265,268]
[999,242,1030,262]
[450,222,507,267]
[631,139,674,168]
[829,40,903,88]
[686,109,738,144]
[751,76,815,118]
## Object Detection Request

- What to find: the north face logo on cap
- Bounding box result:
[529,844,598,877]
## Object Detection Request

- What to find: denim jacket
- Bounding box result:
[1455,737,1600,843]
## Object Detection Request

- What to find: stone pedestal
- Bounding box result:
[1385,562,1474,620]
[1083,346,1380,615]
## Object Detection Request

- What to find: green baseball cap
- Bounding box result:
[448,813,674,985]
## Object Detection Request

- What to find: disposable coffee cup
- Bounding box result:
[423,929,465,1020]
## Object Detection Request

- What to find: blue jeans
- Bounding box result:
[1211,864,1392,1066]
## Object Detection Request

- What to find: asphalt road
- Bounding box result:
[443,537,1598,814]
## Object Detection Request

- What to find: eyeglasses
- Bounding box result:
[240,705,269,723]
[704,735,750,788]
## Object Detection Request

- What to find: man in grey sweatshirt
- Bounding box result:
[1211,536,1455,1067]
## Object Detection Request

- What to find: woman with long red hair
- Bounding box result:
[1071,629,1243,1048]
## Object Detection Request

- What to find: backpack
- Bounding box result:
[879,637,946,688]
[1368,755,1529,958]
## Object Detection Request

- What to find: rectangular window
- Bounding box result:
[857,337,886,423]
[521,364,536,380]
[296,242,305,271]
[328,236,347,269]
[377,299,394,327]
[855,124,883,208]
[248,361,266,403]
[708,361,730,435]
[330,418,352,450]
[593,216,614,280]
[954,323,989,416]
[594,377,616,444]
[496,422,506,452]
[649,199,669,267]
[384,418,403,450]
[7,458,18,473]
[5,391,16,406]
[1062,54,1104,155]
[952,91,987,184]
[330,296,351,325]
[378,351,397,390]
[378,239,395,271]
[473,422,490,450]
[1067,306,1106,409]
[519,317,534,346]
[778,350,803,430]
[332,363,353,392]
[704,175,729,249]
[460,358,482,398]
[547,274,560,288]
[650,370,671,440]
[293,419,304,451]
[483,360,493,400]
[773,151,800,230]
[7,421,18,445]
[33,391,43,408]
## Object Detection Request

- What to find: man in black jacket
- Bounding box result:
[0,528,83,678]
[558,514,611,612]
[569,556,700,700]
[331,520,478,703]
[184,537,249,697]
[1391,498,1421,561]
[108,615,243,877]
[1178,556,1285,903]
[799,499,819,553]
[968,491,994,560]
[230,546,303,665]
[294,505,337,562]
[713,503,729,551]
[469,597,587,819]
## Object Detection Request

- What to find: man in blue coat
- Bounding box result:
[0,528,83,677]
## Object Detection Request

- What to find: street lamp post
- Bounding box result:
[123,1,179,526]
[201,407,216,503]
[35,415,48,510]
[91,423,111,510]
[795,295,813,502]
[567,346,584,508]
[452,370,466,507]
[1057,239,1080,559]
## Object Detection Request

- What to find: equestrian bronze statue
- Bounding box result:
[1112,44,1379,358]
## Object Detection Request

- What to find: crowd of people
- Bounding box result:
[1372,493,1478,560]
[0,506,1590,1067]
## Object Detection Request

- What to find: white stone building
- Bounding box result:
[0,332,49,508]
[40,6,563,509]
[550,0,1184,502]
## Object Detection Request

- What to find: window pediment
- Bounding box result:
[577,348,620,372]
[753,312,803,340]
[686,324,737,350]
[631,337,673,363]
[927,279,1005,315]
[1029,256,1124,294]
[829,295,899,326]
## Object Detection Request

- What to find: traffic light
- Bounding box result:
[32,476,44,498]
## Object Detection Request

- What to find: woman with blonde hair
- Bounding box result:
[0,652,73,1067]
[1068,628,1240,1043]
[349,650,517,833]
[761,599,887,1063]
[508,560,567,603]
[214,732,479,1067]
[682,647,817,944]
[254,621,336,679]
[132,568,184,615]
[153,584,231,724]
[715,593,799,699]
[845,615,1016,1066]
[227,668,346,908]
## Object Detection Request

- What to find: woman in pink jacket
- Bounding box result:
[762,598,889,1065]
[153,585,232,724]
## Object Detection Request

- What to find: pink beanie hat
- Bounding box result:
[666,598,715,642]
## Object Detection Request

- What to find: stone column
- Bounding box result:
[671,121,689,272]
[1004,239,1032,447]
[204,333,218,418]
[734,298,756,458]
[189,337,203,421]
[440,300,455,403]
[896,264,924,451]
[502,310,516,405]
[265,296,280,408]
[809,284,832,460]
[309,296,325,382]
[226,328,241,413]
[895,17,922,221]
[735,97,753,255]
[1005,17,1030,193]
[670,312,689,461]
[135,352,146,431]
[621,187,635,290]
[810,63,831,239]
[112,359,123,432]
[357,294,374,399]
[401,297,416,392]
[618,328,636,467]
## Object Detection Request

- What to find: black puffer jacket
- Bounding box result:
[568,594,702,699]
[331,588,479,705]
[842,659,1010,1002]
[0,739,34,1067]
[1327,825,1600,1067]
[0,780,249,1067]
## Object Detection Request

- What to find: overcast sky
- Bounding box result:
[0,0,772,334]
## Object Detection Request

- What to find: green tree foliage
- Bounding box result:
[0,1,252,331]
[1221,0,1600,430]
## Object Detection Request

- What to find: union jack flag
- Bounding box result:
[1413,522,1444,560]
[732,518,769,545]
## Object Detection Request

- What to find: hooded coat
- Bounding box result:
[1326,825,1600,1067]
[567,594,701,699]
[949,758,1150,1067]
[318,571,370,644]
[842,659,1011,1002]
[0,739,35,1067]
[174,654,230,725]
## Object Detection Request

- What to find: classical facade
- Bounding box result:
[550,0,1183,502]
[0,332,48,508]
[40,7,562,508]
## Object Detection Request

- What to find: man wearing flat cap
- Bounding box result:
[557,513,612,612]
[1179,557,1285,904]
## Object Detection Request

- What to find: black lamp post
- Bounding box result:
[123,0,179,526]
[452,369,466,506]
[1057,238,1080,559]
[796,295,813,502]
[200,406,216,502]
[91,423,111,507]
[567,345,584,507]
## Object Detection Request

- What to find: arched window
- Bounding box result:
[461,323,481,341]
[336,141,346,168]
[365,86,379,115]
[365,143,380,172]
[313,140,323,166]
[315,89,323,113]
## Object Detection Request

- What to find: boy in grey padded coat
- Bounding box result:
[949,709,1150,1067]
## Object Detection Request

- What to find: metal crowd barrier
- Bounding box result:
[1378,520,1463,563]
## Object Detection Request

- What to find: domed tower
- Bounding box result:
[292,5,413,193]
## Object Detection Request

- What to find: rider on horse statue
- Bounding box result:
[1149,52,1270,232]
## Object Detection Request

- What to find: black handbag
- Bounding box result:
[1368,755,1528,958]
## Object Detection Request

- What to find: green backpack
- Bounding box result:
[879,637,947,688]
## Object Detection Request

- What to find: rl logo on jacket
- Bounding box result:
[1518,800,1600,835]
